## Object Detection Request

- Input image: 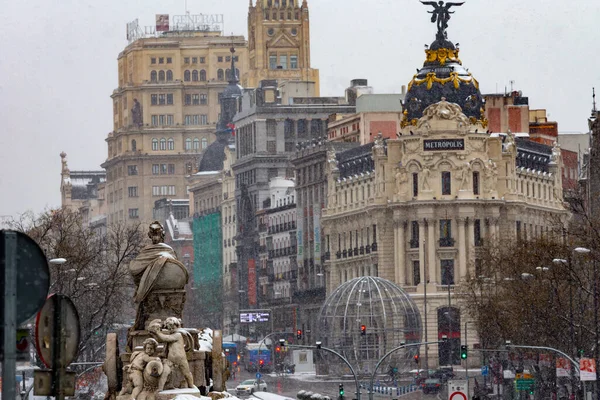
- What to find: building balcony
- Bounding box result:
[365,244,371,254]
[336,251,342,259]
[359,246,365,255]
[342,249,347,258]
[439,238,455,247]
[371,242,378,252]
[353,247,359,256]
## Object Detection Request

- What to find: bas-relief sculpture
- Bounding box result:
[457,162,471,190]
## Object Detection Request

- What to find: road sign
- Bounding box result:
[35,294,81,369]
[256,372,262,379]
[448,380,468,400]
[481,366,489,376]
[515,379,535,391]
[1,230,50,325]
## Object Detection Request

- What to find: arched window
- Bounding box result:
[158,70,165,82]
[184,70,191,81]
[150,70,157,82]
[201,137,208,150]
[152,138,159,151]
[131,139,137,152]
[200,69,206,81]
[160,138,167,150]
[217,69,224,81]
[185,138,192,150]
[192,70,198,82]
[166,70,173,82]
[193,138,200,150]
[167,138,174,150]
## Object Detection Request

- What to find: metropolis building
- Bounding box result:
[321,11,569,367]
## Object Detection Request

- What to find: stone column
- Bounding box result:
[427,219,436,284]
[458,217,467,279]
[418,219,426,286]
[395,220,406,285]
[467,218,475,263]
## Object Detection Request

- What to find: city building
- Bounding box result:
[102,15,248,224]
[244,0,320,93]
[232,79,355,334]
[322,17,569,368]
[291,139,358,344]
[59,152,107,228]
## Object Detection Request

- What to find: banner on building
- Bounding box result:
[248,259,256,306]
[580,358,597,381]
[156,14,170,32]
[313,212,321,260]
[556,358,571,377]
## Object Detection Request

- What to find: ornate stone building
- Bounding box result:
[244,0,320,92]
[322,12,569,367]
[103,27,247,224]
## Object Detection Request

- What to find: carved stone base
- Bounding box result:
[134,290,187,331]
[418,190,434,200]
[156,387,202,400]
[457,189,472,199]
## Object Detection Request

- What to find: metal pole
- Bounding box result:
[368,341,442,400]
[423,237,429,375]
[593,259,599,400]
[290,344,362,400]
[465,321,469,399]
[2,231,18,400]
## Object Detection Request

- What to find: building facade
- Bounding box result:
[244,0,320,92]
[102,26,248,224]
[322,18,569,367]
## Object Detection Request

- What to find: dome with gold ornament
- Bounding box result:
[402,1,487,129]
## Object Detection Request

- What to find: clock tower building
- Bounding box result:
[244,0,320,94]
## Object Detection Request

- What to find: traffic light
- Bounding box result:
[276,346,281,353]
[297,329,303,340]
[339,383,345,398]
[460,345,468,360]
[360,325,366,336]
[414,354,419,364]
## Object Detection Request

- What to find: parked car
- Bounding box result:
[432,366,455,382]
[236,379,268,396]
[421,378,442,394]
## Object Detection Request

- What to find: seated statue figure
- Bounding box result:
[129,221,189,330]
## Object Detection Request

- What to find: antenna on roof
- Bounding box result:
[593,87,597,116]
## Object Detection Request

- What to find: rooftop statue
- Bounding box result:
[420,1,465,39]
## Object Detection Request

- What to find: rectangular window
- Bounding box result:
[200,57,205,63]
[474,219,482,246]
[200,115,208,125]
[158,94,166,105]
[226,56,231,62]
[168,185,176,195]
[439,219,454,247]
[185,115,199,125]
[269,54,277,69]
[166,57,172,64]
[290,55,298,69]
[267,140,276,154]
[413,260,420,286]
[218,56,223,62]
[127,165,138,176]
[152,164,159,175]
[442,171,451,195]
[410,221,419,248]
[168,164,175,175]
[192,94,200,105]
[441,259,455,285]
[200,94,207,105]
[184,57,190,64]
[192,57,197,64]
[160,164,167,175]
[128,208,139,219]
[151,94,158,105]
[151,115,158,126]
[151,57,157,64]
[279,54,288,69]
[185,94,192,105]
[266,119,277,136]
[158,57,164,64]
[128,187,138,197]
[516,221,522,241]
[473,171,480,195]
[152,186,160,196]
[166,94,173,105]
[412,173,419,197]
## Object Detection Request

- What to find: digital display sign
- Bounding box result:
[239,311,271,323]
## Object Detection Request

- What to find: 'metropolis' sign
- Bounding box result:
[423,139,465,151]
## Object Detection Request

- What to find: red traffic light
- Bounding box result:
[360,325,366,336]
[276,346,281,352]
[297,329,303,339]
[414,354,419,364]
[259,359,264,365]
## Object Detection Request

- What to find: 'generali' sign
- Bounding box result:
[423,139,465,151]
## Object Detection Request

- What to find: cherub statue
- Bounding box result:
[119,338,161,399]
[148,317,196,391]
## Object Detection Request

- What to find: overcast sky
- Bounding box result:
[1,0,599,218]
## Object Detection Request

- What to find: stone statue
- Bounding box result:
[420,1,465,39]
[457,162,471,190]
[483,160,498,193]
[551,141,561,163]
[504,131,516,154]
[417,98,470,132]
[132,98,143,127]
[373,132,386,156]
[327,150,339,172]
[395,167,408,196]
[420,165,432,191]
[129,222,189,330]
[119,338,161,399]
[148,317,196,391]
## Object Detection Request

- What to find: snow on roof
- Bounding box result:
[194,171,220,176]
